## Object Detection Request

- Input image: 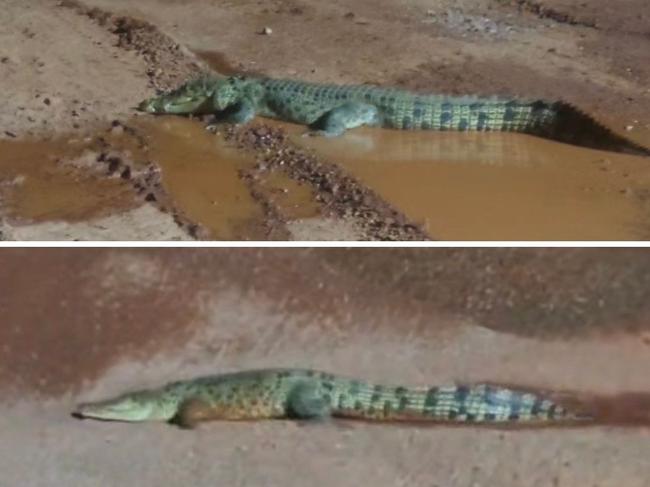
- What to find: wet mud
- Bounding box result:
[0,137,139,224]
[296,128,650,240]
[225,122,430,240]
[5,112,650,240]
[132,117,271,240]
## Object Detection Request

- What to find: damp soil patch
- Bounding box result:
[294,128,650,241]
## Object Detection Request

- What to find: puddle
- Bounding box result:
[293,127,650,240]
[129,116,271,240]
[0,138,138,223]
[0,116,321,241]
[4,112,648,241]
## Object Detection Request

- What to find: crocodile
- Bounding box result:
[137,74,650,157]
[74,368,592,428]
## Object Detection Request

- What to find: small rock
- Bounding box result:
[259,26,272,35]
[625,125,634,131]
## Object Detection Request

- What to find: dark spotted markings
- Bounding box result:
[503,108,516,122]
[348,381,362,396]
[424,386,439,415]
[477,112,489,130]
[530,397,544,416]
[506,392,523,421]
[398,396,410,411]
[454,386,470,417]
[440,112,452,129]
[394,386,410,412]
[383,401,394,416]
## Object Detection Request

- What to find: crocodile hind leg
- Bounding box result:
[306,102,380,137]
[287,382,332,420]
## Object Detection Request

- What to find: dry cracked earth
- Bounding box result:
[1,0,649,240]
[2,248,650,486]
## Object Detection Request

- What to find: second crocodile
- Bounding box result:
[74,368,592,428]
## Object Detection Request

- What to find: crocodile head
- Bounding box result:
[74,389,175,422]
[211,76,248,111]
[137,75,249,114]
[137,76,217,114]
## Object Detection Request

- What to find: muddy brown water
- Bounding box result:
[292,125,650,240]
[3,115,650,240]
[130,116,269,240]
[0,137,138,223]
[0,117,318,239]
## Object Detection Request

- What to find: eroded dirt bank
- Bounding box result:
[2,249,650,486]
[1,0,649,240]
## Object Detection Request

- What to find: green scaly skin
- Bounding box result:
[137,75,650,156]
[74,368,592,428]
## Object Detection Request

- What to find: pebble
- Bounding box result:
[260,26,272,35]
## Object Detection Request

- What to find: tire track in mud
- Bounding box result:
[226,124,430,241]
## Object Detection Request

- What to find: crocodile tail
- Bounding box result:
[335,383,593,423]
[406,384,593,423]
[534,101,650,157]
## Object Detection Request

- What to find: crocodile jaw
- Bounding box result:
[137,94,211,114]
[74,392,167,422]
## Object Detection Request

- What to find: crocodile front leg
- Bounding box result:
[222,99,257,124]
[286,381,332,419]
[207,99,258,132]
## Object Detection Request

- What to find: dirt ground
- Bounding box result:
[2,248,650,486]
[1,0,648,240]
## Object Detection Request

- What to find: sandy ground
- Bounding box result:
[2,249,650,486]
[1,0,648,240]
